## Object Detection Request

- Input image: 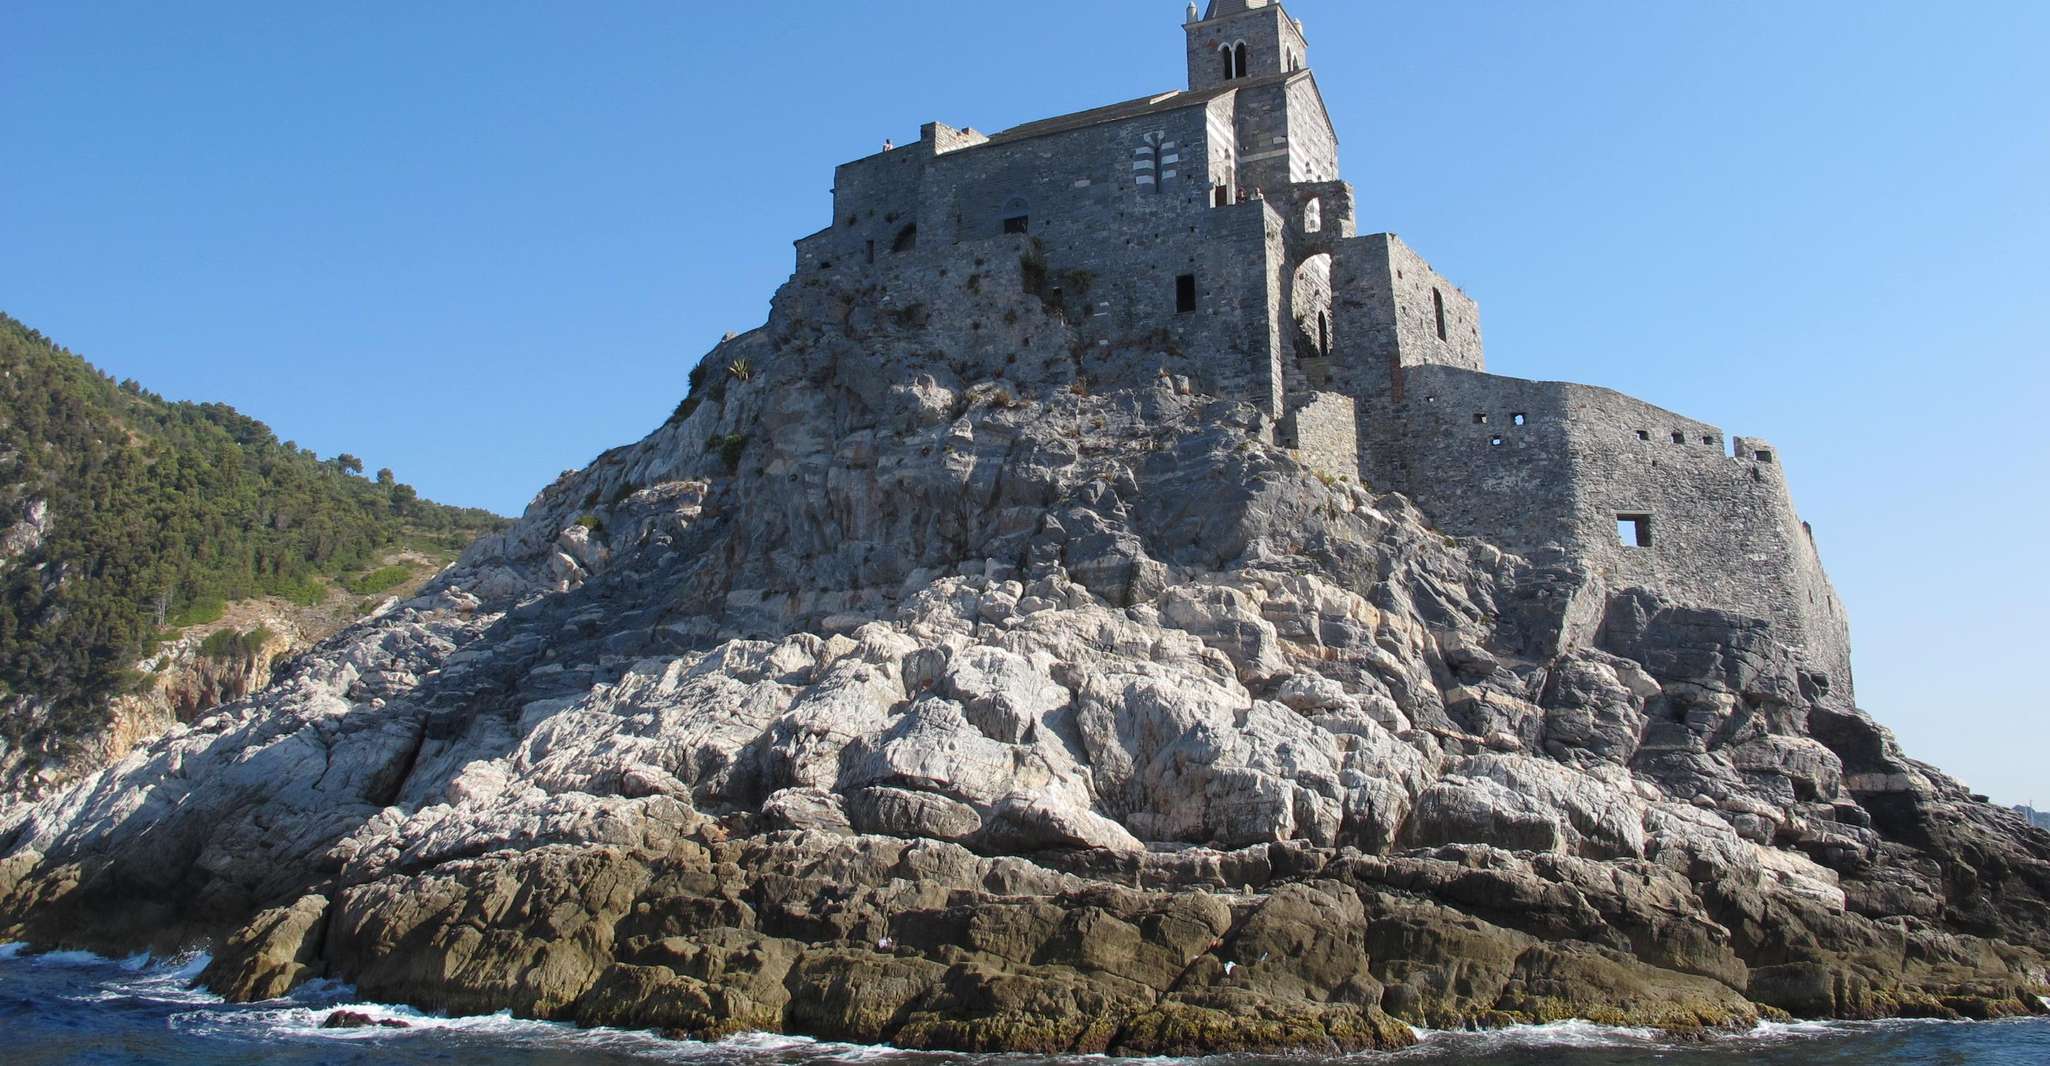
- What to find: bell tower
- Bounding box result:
[1184,0,1311,93]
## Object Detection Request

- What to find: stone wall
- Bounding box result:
[1360,365,1853,695]
[1281,391,1358,481]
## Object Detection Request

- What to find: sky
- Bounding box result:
[4,1,2047,804]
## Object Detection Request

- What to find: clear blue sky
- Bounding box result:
[5,2,2046,804]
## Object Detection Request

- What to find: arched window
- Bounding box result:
[1302,197,1321,233]
[1233,42,1248,79]
[1318,311,1329,356]
[1220,44,1235,82]
[892,224,917,253]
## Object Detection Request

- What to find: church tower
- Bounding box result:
[1184,0,1311,92]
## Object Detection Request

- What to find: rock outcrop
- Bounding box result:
[1,256,2045,1053]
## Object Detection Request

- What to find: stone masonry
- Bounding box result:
[780,0,1852,695]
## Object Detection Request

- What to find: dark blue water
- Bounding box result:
[5,944,2048,1065]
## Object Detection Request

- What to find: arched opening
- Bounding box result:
[1302,197,1321,233]
[1220,44,1235,82]
[1233,42,1248,79]
[892,224,917,253]
[1289,253,1334,373]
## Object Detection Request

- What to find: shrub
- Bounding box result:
[574,513,604,533]
[342,565,411,596]
[198,626,273,660]
[707,434,747,473]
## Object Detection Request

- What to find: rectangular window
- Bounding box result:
[1671,432,1686,444]
[1002,216,1029,235]
[1432,288,1447,341]
[1755,450,1774,463]
[1473,413,1488,425]
[1175,274,1197,313]
[1512,412,1527,426]
[1617,514,1653,548]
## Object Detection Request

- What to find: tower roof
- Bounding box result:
[1203,0,1277,19]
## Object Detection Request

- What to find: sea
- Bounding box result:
[4,943,2047,1065]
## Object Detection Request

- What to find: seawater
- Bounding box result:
[5,943,2048,1065]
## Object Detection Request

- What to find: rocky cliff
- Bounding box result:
[1,254,2045,1054]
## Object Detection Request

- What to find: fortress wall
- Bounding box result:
[1282,391,1359,480]
[1372,365,1852,693]
[1328,234,1486,407]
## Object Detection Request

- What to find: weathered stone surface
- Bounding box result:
[0,209,2044,1053]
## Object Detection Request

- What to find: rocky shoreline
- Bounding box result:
[4,257,2047,1053]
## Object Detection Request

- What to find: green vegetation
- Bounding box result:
[0,312,505,745]
[341,565,413,596]
[707,434,747,473]
[198,626,274,660]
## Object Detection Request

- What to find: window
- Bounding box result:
[1489,435,1505,447]
[1175,274,1197,313]
[1671,432,1686,444]
[1235,42,1248,78]
[1617,514,1653,548]
[1303,197,1321,233]
[1002,216,1029,234]
[865,240,875,265]
[1702,435,1717,446]
[1512,413,1527,426]
[1635,430,1650,441]
[892,224,917,253]
[1473,413,1488,425]
[1220,44,1235,81]
[1212,183,1230,207]
[1432,288,1447,341]
[1754,450,1774,463]
[1317,311,1328,355]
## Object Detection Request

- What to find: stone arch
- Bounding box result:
[1289,252,1334,371]
[1302,197,1321,234]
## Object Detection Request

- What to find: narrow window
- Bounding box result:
[1432,288,1447,341]
[892,224,917,253]
[1317,311,1328,355]
[1234,42,1248,79]
[1221,45,1235,82]
[1175,274,1197,313]
[1003,215,1029,235]
[1702,435,1717,446]
[1635,430,1650,441]
[1212,183,1230,207]
[1473,413,1488,425]
[1671,432,1686,444]
[1303,197,1321,233]
[1617,514,1653,548]
[1512,412,1527,426]
[866,240,875,264]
